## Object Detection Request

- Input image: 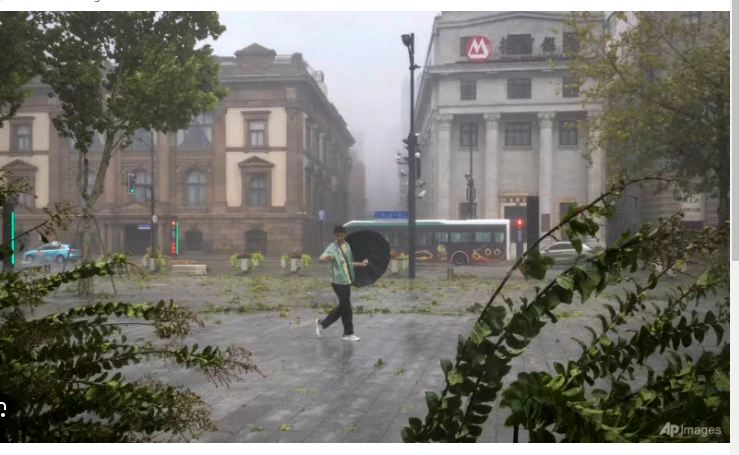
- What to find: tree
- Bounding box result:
[565,12,730,224]
[0,12,45,127]
[0,181,258,442]
[35,11,228,294]
[401,176,729,443]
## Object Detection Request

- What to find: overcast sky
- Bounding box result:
[208,11,439,215]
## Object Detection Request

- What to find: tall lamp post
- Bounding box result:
[464,126,476,219]
[402,33,420,280]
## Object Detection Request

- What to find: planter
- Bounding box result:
[289,258,302,273]
[237,258,251,273]
[142,257,157,271]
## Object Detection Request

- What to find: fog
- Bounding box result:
[208,11,438,215]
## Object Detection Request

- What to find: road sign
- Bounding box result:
[466,36,492,62]
[152,215,158,224]
[374,211,408,220]
[318,210,325,222]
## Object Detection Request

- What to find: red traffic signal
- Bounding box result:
[516,218,524,227]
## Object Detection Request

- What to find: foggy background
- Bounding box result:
[207,11,439,215]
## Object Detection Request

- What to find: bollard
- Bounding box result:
[43,264,51,274]
[446,267,454,280]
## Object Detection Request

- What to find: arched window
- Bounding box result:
[134,170,152,204]
[185,171,206,206]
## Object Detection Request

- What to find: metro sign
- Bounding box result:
[466,36,492,62]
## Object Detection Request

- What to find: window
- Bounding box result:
[176,112,213,150]
[459,203,477,220]
[494,232,505,244]
[460,80,477,100]
[459,36,471,56]
[185,171,207,206]
[134,171,152,204]
[17,178,34,206]
[562,77,580,98]
[248,174,267,206]
[128,129,155,151]
[459,123,479,147]
[13,125,31,152]
[507,79,532,99]
[434,232,449,244]
[69,131,105,153]
[559,120,579,146]
[79,172,96,209]
[249,121,266,147]
[681,12,701,25]
[542,36,556,53]
[450,232,474,243]
[418,231,434,247]
[548,243,573,251]
[563,32,580,55]
[474,231,492,243]
[504,122,532,147]
[505,34,533,55]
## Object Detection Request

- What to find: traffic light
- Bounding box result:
[2,203,16,270]
[516,218,524,228]
[170,216,179,255]
[127,173,136,194]
[402,133,421,180]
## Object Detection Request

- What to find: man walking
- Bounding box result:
[315,225,368,341]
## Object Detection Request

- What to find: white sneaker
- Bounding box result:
[315,319,323,338]
[342,334,361,342]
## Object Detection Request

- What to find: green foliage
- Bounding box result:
[0,12,45,127]
[402,177,729,443]
[566,12,730,223]
[301,254,312,267]
[0,185,259,442]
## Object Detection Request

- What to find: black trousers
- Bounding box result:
[320,283,353,336]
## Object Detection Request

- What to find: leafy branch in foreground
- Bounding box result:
[1,255,261,442]
[402,177,729,443]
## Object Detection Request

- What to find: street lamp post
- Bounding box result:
[465,127,476,219]
[149,132,157,256]
[402,33,420,280]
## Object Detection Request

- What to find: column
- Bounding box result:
[587,111,604,203]
[213,107,227,213]
[483,113,501,219]
[537,112,555,234]
[435,114,453,219]
[587,111,606,244]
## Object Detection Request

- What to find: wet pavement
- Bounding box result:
[32,267,720,443]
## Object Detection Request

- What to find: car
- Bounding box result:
[23,242,82,263]
[540,241,594,265]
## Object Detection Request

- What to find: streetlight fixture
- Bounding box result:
[401,32,420,279]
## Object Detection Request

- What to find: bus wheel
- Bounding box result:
[452,252,469,266]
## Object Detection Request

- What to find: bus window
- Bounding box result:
[434,232,449,244]
[474,231,492,243]
[494,232,505,244]
[418,231,433,247]
[450,232,474,243]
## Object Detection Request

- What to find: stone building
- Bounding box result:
[413,12,604,241]
[0,43,354,257]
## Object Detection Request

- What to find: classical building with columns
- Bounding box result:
[414,12,604,240]
[0,43,354,257]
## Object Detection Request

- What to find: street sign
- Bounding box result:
[138,224,151,230]
[374,211,408,220]
[152,215,158,224]
[466,36,492,62]
[318,210,325,222]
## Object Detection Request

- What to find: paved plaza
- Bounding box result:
[34,263,718,443]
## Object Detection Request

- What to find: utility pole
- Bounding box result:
[149,131,157,256]
[402,33,420,279]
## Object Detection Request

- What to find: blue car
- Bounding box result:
[23,242,82,263]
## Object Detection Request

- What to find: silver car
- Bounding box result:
[540,241,594,265]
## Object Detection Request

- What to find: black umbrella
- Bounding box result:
[346,230,391,287]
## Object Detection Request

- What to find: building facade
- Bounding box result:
[0,43,354,257]
[347,132,368,220]
[414,12,604,240]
